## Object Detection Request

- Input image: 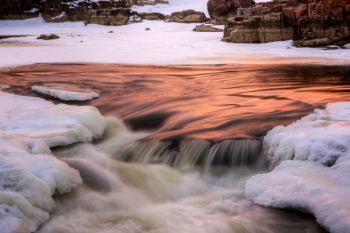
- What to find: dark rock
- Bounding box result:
[169,10,209,23]
[136,12,165,20]
[207,0,254,22]
[37,34,60,40]
[84,8,131,26]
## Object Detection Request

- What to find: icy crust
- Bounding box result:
[0,93,106,147]
[0,134,82,233]
[245,158,350,233]
[0,93,108,233]
[264,102,350,167]
[245,101,350,233]
[31,85,100,101]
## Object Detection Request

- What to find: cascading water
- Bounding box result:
[2,63,349,233]
[38,118,325,233]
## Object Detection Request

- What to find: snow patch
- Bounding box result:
[245,101,350,233]
[264,102,350,167]
[1,18,349,67]
[31,84,100,101]
[0,92,109,232]
[132,0,209,16]
[246,158,350,233]
[0,92,106,147]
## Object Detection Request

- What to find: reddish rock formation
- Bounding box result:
[220,0,350,47]
[207,0,254,22]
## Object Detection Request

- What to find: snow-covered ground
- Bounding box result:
[0,17,349,68]
[0,92,107,233]
[31,84,100,101]
[132,0,209,16]
[246,102,350,233]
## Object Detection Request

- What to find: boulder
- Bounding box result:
[37,34,60,40]
[136,12,166,20]
[169,10,209,23]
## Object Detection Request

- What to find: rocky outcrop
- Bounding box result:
[207,0,254,23]
[0,0,133,25]
[41,0,133,25]
[0,0,39,19]
[221,0,350,47]
[223,12,294,43]
[169,10,209,23]
[135,12,166,20]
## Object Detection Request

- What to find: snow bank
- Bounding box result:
[0,133,82,233]
[31,84,100,101]
[132,0,209,16]
[264,102,350,167]
[0,92,108,232]
[0,92,106,147]
[0,17,349,67]
[245,101,350,233]
[246,158,350,233]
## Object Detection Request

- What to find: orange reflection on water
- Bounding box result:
[1,63,349,141]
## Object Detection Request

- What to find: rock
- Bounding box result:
[223,13,294,43]
[0,0,39,19]
[85,8,131,26]
[169,10,209,23]
[193,24,224,32]
[222,0,350,47]
[136,12,166,20]
[37,34,60,40]
[145,27,151,31]
[132,0,168,6]
[207,0,254,21]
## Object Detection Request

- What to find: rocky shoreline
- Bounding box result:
[210,0,350,47]
[0,0,349,47]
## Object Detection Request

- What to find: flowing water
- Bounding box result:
[1,63,350,233]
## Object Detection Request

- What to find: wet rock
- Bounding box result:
[169,10,209,23]
[193,24,224,32]
[37,34,60,40]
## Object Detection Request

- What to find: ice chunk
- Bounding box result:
[0,93,109,232]
[246,157,350,233]
[264,102,350,167]
[246,101,350,233]
[31,84,100,101]
[0,92,106,147]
